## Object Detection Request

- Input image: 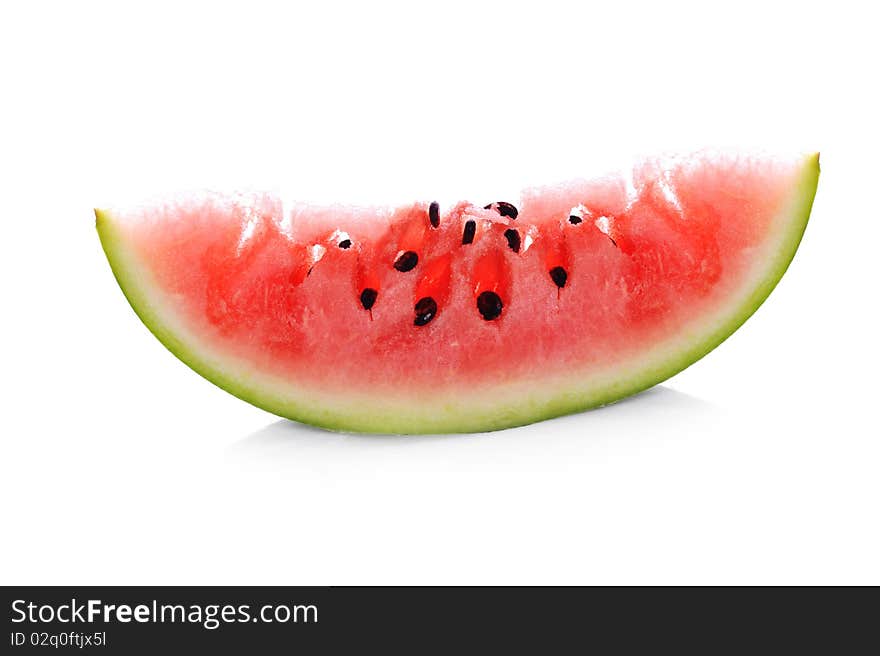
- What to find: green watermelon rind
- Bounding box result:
[96,154,819,434]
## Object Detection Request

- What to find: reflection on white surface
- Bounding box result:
[226,386,719,478]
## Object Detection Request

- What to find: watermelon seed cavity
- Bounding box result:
[594,216,618,247]
[393,250,419,272]
[413,297,438,326]
[428,202,440,228]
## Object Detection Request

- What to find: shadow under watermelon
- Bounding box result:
[225,385,720,479]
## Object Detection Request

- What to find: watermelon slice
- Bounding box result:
[97,152,819,433]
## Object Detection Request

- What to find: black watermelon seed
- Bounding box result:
[496,202,518,219]
[338,238,352,249]
[359,288,378,311]
[413,296,438,326]
[504,228,521,253]
[477,291,503,321]
[462,220,476,245]
[568,215,582,225]
[428,201,440,228]
[485,201,518,219]
[393,250,419,272]
[549,266,568,288]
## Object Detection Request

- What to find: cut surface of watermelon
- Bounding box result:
[97,152,819,433]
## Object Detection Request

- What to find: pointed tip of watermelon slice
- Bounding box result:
[805,151,820,176]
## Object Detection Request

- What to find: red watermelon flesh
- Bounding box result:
[96,152,819,433]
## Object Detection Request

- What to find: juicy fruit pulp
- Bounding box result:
[97,152,819,433]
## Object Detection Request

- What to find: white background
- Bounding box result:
[1,1,878,585]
